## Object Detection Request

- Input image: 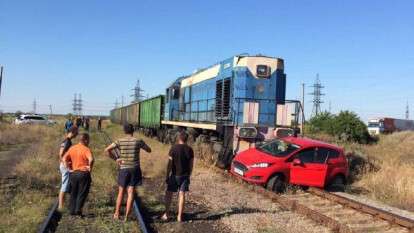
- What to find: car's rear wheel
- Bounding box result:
[327,175,346,192]
[266,174,286,193]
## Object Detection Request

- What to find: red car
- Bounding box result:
[230,136,348,192]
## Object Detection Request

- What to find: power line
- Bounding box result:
[309,73,324,117]
[73,94,77,114]
[72,93,83,115]
[406,101,409,120]
[131,79,145,103]
[78,93,83,115]
[33,98,37,114]
[114,98,119,109]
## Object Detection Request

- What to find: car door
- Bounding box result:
[289,147,328,188]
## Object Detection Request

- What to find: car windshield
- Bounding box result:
[25,116,45,120]
[257,139,300,157]
[368,123,379,127]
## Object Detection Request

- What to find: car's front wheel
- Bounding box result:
[327,175,346,192]
[266,174,286,193]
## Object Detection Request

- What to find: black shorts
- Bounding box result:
[118,168,142,188]
[167,175,190,192]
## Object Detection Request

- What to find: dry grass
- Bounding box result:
[354,132,414,210]
[0,124,61,233]
[0,123,46,146]
[307,131,414,211]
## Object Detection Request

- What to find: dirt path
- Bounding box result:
[0,144,30,178]
[139,176,231,233]
[137,134,332,233]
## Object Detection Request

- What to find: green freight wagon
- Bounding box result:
[126,103,139,126]
[139,95,164,129]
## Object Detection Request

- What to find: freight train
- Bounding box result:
[110,54,301,167]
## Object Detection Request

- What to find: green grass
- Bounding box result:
[0,124,141,233]
[0,124,61,233]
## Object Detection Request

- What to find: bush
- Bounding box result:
[307,111,334,134]
[307,110,371,144]
[331,111,371,144]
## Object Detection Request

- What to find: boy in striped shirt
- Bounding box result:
[104,124,151,221]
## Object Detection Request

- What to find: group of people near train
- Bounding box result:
[58,121,194,222]
[64,116,102,132]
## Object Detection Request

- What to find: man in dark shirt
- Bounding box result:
[97,117,102,131]
[58,126,78,210]
[161,131,194,222]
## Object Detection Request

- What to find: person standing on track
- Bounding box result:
[58,126,78,210]
[63,133,94,216]
[75,117,82,128]
[161,131,194,222]
[104,124,151,221]
[84,117,90,131]
[97,117,102,131]
[64,118,73,133]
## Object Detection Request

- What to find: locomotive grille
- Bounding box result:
[216,78,231,119]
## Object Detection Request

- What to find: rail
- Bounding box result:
[100,130,150,233]
[307,187,414,230]
[212,167,414,233]
[37,201,59,233]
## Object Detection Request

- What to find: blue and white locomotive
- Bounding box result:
[161,54,300,167]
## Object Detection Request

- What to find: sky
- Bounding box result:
[0,0,413,121]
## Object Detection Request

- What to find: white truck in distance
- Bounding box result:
[367,117,414,135]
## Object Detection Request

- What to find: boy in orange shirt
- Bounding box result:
[63,133,94,216]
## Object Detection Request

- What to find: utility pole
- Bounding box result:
[406,101,409,120]
[78,93,83,116]
[0,66,3,115]
[301,83,305,135]
[131,79,145,103]
[114,98,119,109]
[72,93,83,115]
[73,94,78,115]
[309,74,324,117]
[33,98,37,114]
[0,66,3,97]
[49,105,53,115]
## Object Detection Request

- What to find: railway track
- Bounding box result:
[37,130,150,233]
[134,130,414,233]
[217,168,414,233]
[100,130,150,233]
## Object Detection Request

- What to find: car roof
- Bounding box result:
[282,136,342,151]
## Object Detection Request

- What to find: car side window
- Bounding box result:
[314,148,329,163]
[292,148,316,163]
[327,149,340,159]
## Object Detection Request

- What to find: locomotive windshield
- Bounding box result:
[172,86,180,99]
[256,65,271,78]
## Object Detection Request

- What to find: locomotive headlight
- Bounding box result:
[249,163,270,168]
[239,127,258,138]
